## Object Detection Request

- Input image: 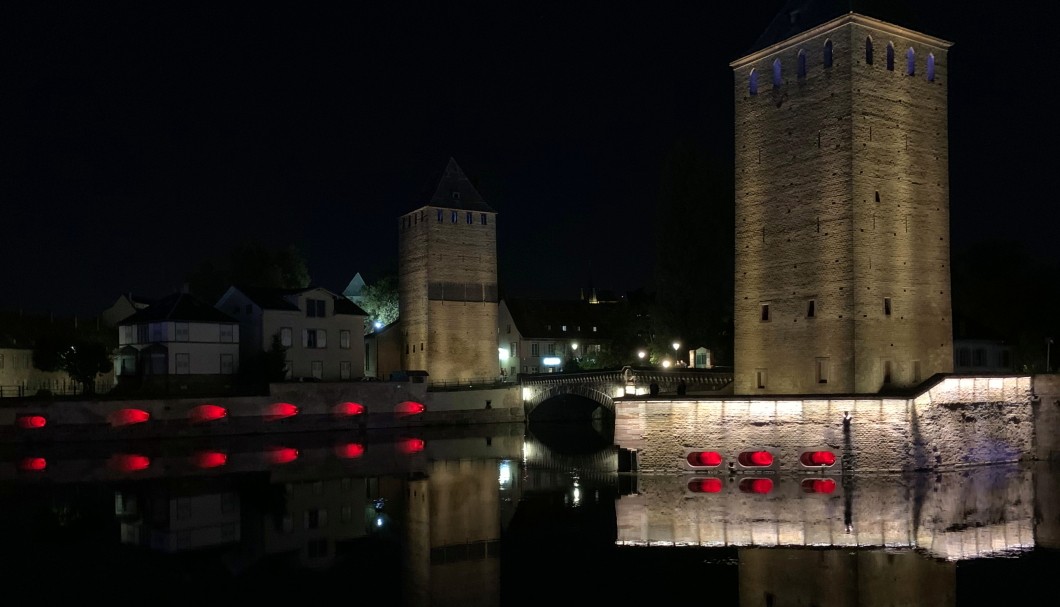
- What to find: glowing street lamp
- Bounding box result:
[672,341,681,352]
[637,350,646,361]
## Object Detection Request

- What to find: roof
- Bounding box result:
[342,273,367,299]
[233,285,368,316]
[119,292,238,324]
[746,0,930,56]
[504,298,620,340]
[334,297,368,317]
[421,157,495,213]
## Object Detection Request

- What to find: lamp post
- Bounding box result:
[637,350,646,363]
[1048,337,1054,373]
[672,341,681,367]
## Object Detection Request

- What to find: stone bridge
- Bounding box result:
[520,366,733,422]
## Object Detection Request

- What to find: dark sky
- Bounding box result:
[3,1,1054,318]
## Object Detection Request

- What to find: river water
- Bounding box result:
[2,420,1057,606]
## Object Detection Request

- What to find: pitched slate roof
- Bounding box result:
[235,285,368,316]
[422,157,495,213]
[747,0,928,55]
[504,298,619,340]
[119,292,238,325]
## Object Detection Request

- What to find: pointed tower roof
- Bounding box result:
[746,0,929,56]
[426,157,495,213]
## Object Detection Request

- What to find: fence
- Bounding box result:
[0,379,114,399]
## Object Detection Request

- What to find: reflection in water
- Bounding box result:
[1,422,1058,605]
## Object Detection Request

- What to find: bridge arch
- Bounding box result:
[524,382,616,423]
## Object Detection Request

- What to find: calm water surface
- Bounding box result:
[3,420,1058,606]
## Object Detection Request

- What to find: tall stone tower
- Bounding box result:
[398,158,499,382]
[731,2,953,395]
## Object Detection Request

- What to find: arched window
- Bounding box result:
[906,47,915,75]
[823,39,833,68]
[772,58,782,87]
[749,68,758,95]
[865,37,873,64]
[927,53,935,82]
[797,49,807,79]
[886,42,895,71]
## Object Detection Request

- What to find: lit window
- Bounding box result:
[451,210,457,223]
[772,58,782,87]
[466,211,473,224]
[823,39,833,68]
[906,47,915,75]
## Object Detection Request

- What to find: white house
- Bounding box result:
[498,298,615,376]
[216,286,368,381]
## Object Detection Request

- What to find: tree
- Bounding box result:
[360,275,399,329]
[33,335,113,395]
[264,333,289,382]
[187,241,312,303]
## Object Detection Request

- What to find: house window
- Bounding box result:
[547,343,555,355]
[303,329,327,349]
[176,322,189,341]
[756,369,767,389]
[340,330,351,349]
[884,297,892,316]
[285,359,293,379]
[281,327,293,347]
[220,354,234,375]
[510,342,517,357]
[306,299,326,318]
[150,322,166,342]
[340,361,351,380]
[531,343,539,356]
[176,353,190,375]
[506,324,511,334]
[815,358,829,384]
[311,361,323,379]
[480,213,487,225]
[592,326,597,332]
[220,325,234,343]
[561,325,567,331]
[137,324,149,344]
[807,300,816,318]
[761,303,771,322]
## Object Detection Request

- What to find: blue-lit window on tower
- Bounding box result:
[772,58,782,87]
[823,39,833,68]
[451,210,457,223]
[927,53,935,82]
[906,48,915,75]
[886,43,895,70]
[749,68,758,95]
[865,37,873,64]
[437,209,443,222]
[466,211,473,224]
[797,49,806,79]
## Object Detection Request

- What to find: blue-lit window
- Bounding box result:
[797,49,806,79]
[749,68,758,95]
[772,58,782,87]
[823,39,833,68]
[451,210,457,223]
[927,53,935,82]
[865,37,873,64]
[437,209,443,222]
[906,47,915,75]
[466,211,472,224]
[886,43,894,71]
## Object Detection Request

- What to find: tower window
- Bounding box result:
[807,300,816,318]
[772,58,782,87]
[886,43,895,71]
[480,213,487,225]
[749,68,758,95]
[451,210,457,223]
[760,303,771,322]
[913,360,922,383]
[865,37,873,64]
[875,191,880,203]
[466,211,473,224]
[797,49,806,79]
[884,297,892,316]
[906,47,915,75]
[756,369,767,389]
[452,190,460,200]
[823,39,833,68]
[437,209,443,222]
[883,360,893,384]
[927,53,935,82]
[815,358,829,384]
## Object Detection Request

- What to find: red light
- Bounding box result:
[16,415,47,429]
[265,402,299,421]
[109,408,151,427]
[395,401,425,416]
[739,477,774,494]
[266,446,299,465]
[18,457,47,472]
[189,404,228,423]
[802,478,837,494]
[334,442,365,459]
[397,438,425,454]
[800,451,837,466]
[192,451,228,469]
[738,450,774,467]
[687,477,723,493]
[686,451,723,467]
[333,402,366,416]
[109,453,151,472]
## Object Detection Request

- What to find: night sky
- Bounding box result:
[3,1,1054,318]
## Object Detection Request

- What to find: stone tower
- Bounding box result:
[731,2,954,395]
[398,158,499,382]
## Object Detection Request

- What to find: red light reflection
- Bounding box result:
[687,477,723,493]
[19,457,47,472]
[739,477,774,494]
[801,478,837,494]
[109,453,151,472]
[16,415,47,429]
[109,408,151,427]
[334,442,365,459]
[265,402,299,421]
[333,402,366,416]
[192,451,228,469]
[397,438,425,454]
[394,401,425,416]
[189,404,228,423]
[686,451,723,467]
[266,446,299,465]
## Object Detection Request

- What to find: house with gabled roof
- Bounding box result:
[498,297,619,376]
[116,291,241,393]
[216,285,368,381]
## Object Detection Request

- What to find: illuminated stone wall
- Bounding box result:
[615,376,1034,473]
[732,14,953,395]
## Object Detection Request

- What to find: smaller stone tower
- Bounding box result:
[398,158,499,382]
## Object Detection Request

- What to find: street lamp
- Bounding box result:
[672,341,681,352]
[1048,337,1054,373]
[637,350,646,361]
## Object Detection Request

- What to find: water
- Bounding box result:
[3,420,1058,606]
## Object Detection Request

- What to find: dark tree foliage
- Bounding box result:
[33,334,113,395]
[652,139,735,365]
[186,241,311,304]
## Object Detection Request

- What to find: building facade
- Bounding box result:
[398,158,499,383]
[731,7,954,394]
[498,298,613,376]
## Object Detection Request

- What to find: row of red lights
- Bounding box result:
[15,438,427,473]
[686,450,838,468]
[687,476,838,494]
[14,401,426,430]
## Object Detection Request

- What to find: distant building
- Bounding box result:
[498,298,616,375]
[364,320,402,381]
[398,158,498,383]
[732,4,954,394]
[102,293,156,328]
[216,285,368,381]
[342,272,368,308]
[116,292,241,393]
